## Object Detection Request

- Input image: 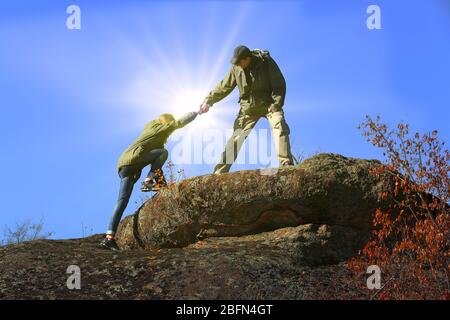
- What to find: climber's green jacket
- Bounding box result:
[205,49,286,115]
[117,112,197,173]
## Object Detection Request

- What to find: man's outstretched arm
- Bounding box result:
[202,68,237,110]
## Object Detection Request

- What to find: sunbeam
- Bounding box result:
[113,2,252,133]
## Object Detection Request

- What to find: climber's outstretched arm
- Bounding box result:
[173,111,198,129]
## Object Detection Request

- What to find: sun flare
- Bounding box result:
[115,2,251,134]
[167,88,208,117]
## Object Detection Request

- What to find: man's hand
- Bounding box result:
[198,100,211,115]
[268,105,278,114]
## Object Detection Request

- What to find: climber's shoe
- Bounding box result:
[99,237,120,251]
[140,179,154,192]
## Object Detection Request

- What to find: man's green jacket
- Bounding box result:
[117,112,197,172]
[205,49,286,115]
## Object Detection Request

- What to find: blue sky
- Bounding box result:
[0,0,449,240]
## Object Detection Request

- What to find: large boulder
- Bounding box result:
[117,153,393,251]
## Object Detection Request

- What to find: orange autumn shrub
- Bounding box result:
[349,115,449,300]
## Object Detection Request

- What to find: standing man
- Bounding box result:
[199,45,294,173]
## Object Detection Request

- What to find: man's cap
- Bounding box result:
[231,45,251,65]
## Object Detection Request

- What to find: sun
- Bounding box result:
[167,87,207,117]
[115,2,252,133]
[169,87,233,134]
[163,85,226,132]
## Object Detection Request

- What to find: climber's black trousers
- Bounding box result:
[106,148,168,236]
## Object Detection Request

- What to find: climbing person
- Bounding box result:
[198,45,294,173]
[100,111,198,251]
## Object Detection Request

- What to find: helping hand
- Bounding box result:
[198,100,211,115]
[268,105,278,114]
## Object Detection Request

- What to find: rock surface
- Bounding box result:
[117,153,390,250]
[0,153,392,299]
[0,229,368,300]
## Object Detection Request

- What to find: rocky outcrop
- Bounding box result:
[0,228,369,300]
[117,153,392,252]
[0,153,394,300]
